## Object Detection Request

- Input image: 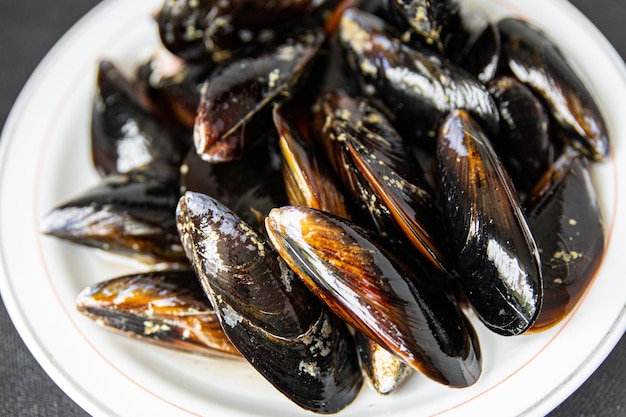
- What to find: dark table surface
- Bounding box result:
[1,1,625,416]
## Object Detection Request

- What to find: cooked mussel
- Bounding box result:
[157,0,340,63]
[315,89,450,274]
[42,170,185,264]
[487,75,554,194]
[338,8,500,145]
[92,59,190,180]
[498,18,609,161]
[525,147,605,330]
[176,192,362,413]
[265,205,482,388]
[76,270,240,358]
[273,103,349,218]
[194,29,325,162]
[436,109,542,336]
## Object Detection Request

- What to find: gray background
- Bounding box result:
[0,1,624,416]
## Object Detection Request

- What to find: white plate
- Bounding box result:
[1,0,625,416]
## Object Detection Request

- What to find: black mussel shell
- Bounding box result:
[525,148,605,330]
[157,0,340,64]
[436,109,542,336]
[315,89,450,274]
[338,8,500,146]
[76,270,241,358]
[41,170,185,264]
[194,29,325,162]
[176,192,362,413]
[385,0,463,56]
[498,18,609,161]
[487,75,554,194]
[266,205,482,388]
[273,103,350,219]
[463,20,500,84]
[92,60,190,180]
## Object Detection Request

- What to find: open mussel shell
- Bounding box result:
[41,170,185,264]
[92,59,190,179]
[76,270,241,358]
[194,28,325,162]
[273,103,350,218]
[315,89,450,274]
[176,192,362,413]
[525,148,605,330]
[487,75,554,194]
[338,8,500,146]
[498,18,609,161]
[436,109,542,336]
[266,205,482,388]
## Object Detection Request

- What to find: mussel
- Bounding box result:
[339,8,500,146]
[498,18,609,161]
[92,59,190,180]
[157,0,341,63]
[273,104,349,218]
[265,205,482,388]
[194,29,325,162]
[42,170,185,264]
[176,192,362,413]
[315,88,450,274]
[385,0,463,56]
[526,147,605,330]
[436,109,542,336]
[76,270,240,358]
[487,75,554,194]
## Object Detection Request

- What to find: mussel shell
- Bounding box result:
[498,18,609,161]
[266,205,482,388]
[385,0,463,56]
[41,171,185,264]
[436,109,542,336]
[157,0,339,64]
[525,148,605,330]
[176,192,362,413]
[487,75,554,194]
[273,103,350,219]
[338,8,500,146]
[92,60,189,179]
[315,89,450,273]
[194,29,325,162]
[76,270,240,358]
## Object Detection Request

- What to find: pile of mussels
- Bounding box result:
[41,0,609,413]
